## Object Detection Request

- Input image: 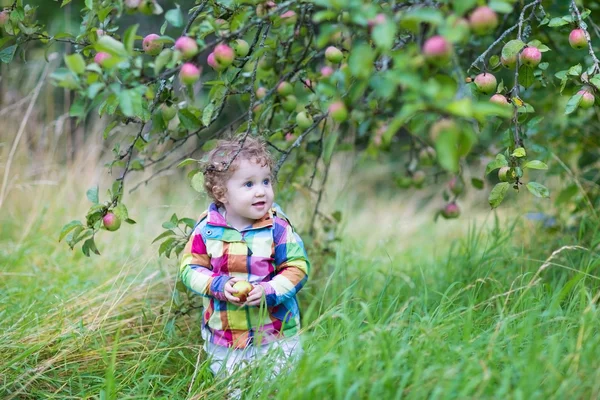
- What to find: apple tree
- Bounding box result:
[0,0,599,257]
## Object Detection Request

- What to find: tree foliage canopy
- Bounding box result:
[1,0,599,256]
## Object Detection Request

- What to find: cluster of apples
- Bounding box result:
[422,6,499,65]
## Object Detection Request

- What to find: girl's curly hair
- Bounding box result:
[202,136,274,207]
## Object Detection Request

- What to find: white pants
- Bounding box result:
[204,336,303,379]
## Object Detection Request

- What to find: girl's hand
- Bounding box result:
[245,285,265,307]
[223,277,245,306]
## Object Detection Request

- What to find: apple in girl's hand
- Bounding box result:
[233,280,253,301]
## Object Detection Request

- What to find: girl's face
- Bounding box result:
[219,158,274,230]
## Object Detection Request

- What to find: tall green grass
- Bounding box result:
[2,165,600,399]
[2,82,600,398]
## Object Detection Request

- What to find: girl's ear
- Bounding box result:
[213,186,227,204]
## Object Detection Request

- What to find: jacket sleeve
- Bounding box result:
[259,217,310,307]
[179,220,230,301]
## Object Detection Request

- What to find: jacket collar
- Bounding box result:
[206,202,274,231]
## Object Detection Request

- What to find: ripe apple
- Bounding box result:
[255,87,267,99]
[259,54,275,70]
[325,46,343,63]
[207,52,225,71]
[175,36,198,59]
[143,33,163,56]
[179,63,201,85]
[474,73,497,95]
[232,39,249,57]
[320,66,334,77]
[281,95,297,112]
[124,0,141,9]
[448,176,464,196]
[103,212,122,231]
[94,52,111,67]
[429,118,457,142]
[232,280,253,302]
[0,11,9,26]
[422,35,452,65]
[578,89,595,109]
[160,104,177,121]
[498,166,511,182]
[138,0,157,15]
[441,202,460,219]
[412,170,426,187]
[328,101,348,122]
[501,54,517,69]
[569,28,587,50]
[296,111,314,129]
[469,6,498,35]
[214,43,234,67]
[418,146,436,165]
[277,81,293,96]
[490,94,509,105]
[280,10,297,25]
[519,47,541,68]
[367,13,387,31]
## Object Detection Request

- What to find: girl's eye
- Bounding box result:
[244,181,253,188]
[263,179,270,185]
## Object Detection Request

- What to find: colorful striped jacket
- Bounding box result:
[179,203,310,349]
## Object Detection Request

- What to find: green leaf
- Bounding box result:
[165,7,184,28]
[485,154,508,176]
[502,40,525,60]
[565,93,582,115]
[589,75,600,90]
[95,36,127,57]
[159,237,177,257]
[452,0,477,16]
[526,182,550,198]
[87,82,105,99]
[179,108,202,131]
[59,220,83,242]
[191,171,204,193]
[123,24,139,54]
[154,48,173,75]
[512,147,526,157]
[0,45,17,63]
[568,64,582,76]
[548,17,569,27]
[519,65,534,88]
[489,0,514,13]
[471,178,484,190]
[64,53,86,75]
[372,20,397,51]
[177,158,198,168]
[152,230,175,244]
[82,237,101,257]
[434,124,460,173]
[348,43,375,79]
[489,182,510,209]
[523,160,548,170]
[202,103,215,127]
[118,90,134,117]
[103,120,118,140]
[86,185,99,204]
[114,203,129,220]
